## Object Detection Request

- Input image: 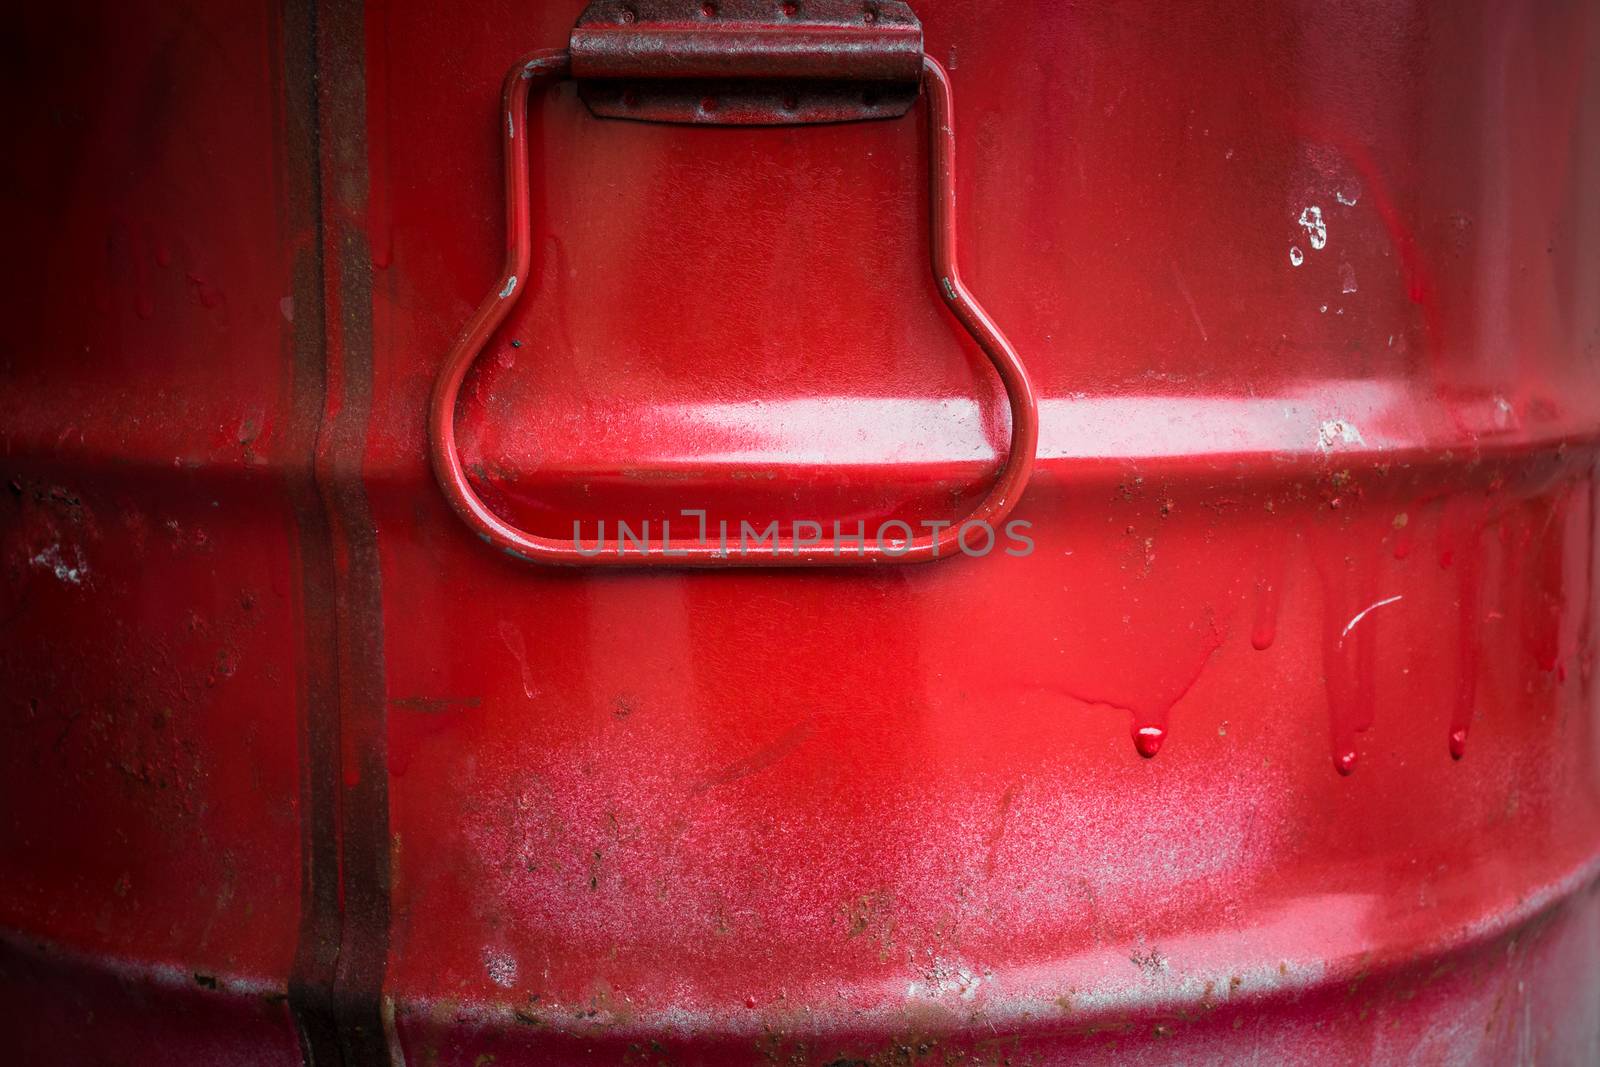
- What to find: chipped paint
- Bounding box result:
[1317,418,1366,452]
[1298,205,1327,250]
[484,949,518,989]
[29,543,87,585]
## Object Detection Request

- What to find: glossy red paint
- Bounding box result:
[4,1,1600,1064]
[430,46,1037,565]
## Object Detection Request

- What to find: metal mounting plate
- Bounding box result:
[570,0,923,125]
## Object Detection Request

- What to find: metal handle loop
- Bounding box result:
[428,49,1038,566]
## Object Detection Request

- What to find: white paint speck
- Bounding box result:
[1289,246,1305,267]
[1494,395,1515,428]
[31,544,87,585]
[1336,186,1360,207]
[1298,205,1327,250]
[1340,262,1358,294]
[484,949,517,989]
[499,276,518,299]
[1318,418,1366,452]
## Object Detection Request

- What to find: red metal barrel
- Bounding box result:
[3,1,1599,1063]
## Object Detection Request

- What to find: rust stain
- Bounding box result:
[281,0,391,1062]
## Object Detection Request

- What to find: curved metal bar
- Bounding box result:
[428,49,1038,566]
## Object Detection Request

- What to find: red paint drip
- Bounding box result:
[1055,616,1222,762]
[1133,724,1166,759]
[1119,618,1223,759]
[1315,530,1382,778]
[1446,499,1487,765]
[1251,578,1279,651]
[1250,530,1288,651]
[1521,496,1566,674]
[1392,513,1417,561]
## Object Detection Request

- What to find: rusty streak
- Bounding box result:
[283,0,391,1063]
[280,0,343,1059]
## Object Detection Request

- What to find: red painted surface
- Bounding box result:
[429,44,1039,565]
[3,1,1600,1063]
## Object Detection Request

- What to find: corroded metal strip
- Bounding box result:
[284,0,392,1062]
[571,0,921,123]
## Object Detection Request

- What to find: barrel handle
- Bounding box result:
[427,49,1038,566]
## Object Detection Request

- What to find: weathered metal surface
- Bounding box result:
[4,0,1600,1064]
[571,0,923,124]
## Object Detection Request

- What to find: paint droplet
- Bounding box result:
[1133,724,1166,759]
[1334,749,1358,776]
[1449,727,1468,761]
[1298,206,1327,250]
[1251,579,1279,651]
[1289,246,1305,267]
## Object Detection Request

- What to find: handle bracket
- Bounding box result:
[570,0,922,124]
[428,41,1039,567]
